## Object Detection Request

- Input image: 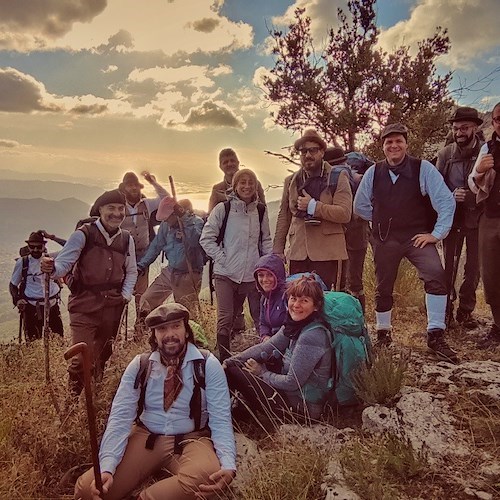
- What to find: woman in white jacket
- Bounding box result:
[200,168,273,361]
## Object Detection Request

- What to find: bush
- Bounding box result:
[352,348,409,405]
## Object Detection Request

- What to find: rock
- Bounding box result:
[362,389,470,463]
[479,461,500,480]
[463,487,493,500]
[324,485,360,499]
[231,432,259,491]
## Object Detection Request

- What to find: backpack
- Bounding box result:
[133,349,210,431]
[329,164,357,195]
[306,291,370,407]
[208,200,266,304]
[286,272,328,291]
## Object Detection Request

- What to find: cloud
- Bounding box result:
[378,0,499,70]
[102,65,118,73]
[174,100,246,130]
[0,139,21,148]
[0,0,254,55]
[190,18,220,33]
[0,0,107,50]
[0,67,61,112]
[128,65,216,89]
[70,103,108,115]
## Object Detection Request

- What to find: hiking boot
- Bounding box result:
[477,324,500,349]
[375,329,392,348]
[456,308,479,330]
[427,328,459,364]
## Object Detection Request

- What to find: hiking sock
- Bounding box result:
[375,310,392,331]
[426,294,447,331]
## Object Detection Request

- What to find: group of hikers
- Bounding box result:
[8,102,500,499]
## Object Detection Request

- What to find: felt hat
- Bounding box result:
[156,197,177,221]
[25,231,46,245]
[293,129,327,151]
[89,189,126,217]
[324,146,347,165]
[448,107,483,125]
[119,172,144,190]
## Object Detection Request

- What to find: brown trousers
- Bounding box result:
[74,426,221,500]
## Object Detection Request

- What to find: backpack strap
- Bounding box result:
[189,348,210,431]
[18,255,30,299]
[256,201,265,251]
[134,353,154,422]
[215,200,231,246]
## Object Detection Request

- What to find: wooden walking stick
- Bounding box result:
[64,342,103,495]
[168,175,202,317]
[18,309,24,344]
[43,272,52,383]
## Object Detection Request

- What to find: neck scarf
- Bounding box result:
[387,156,408,177]
[282,311,319,341]
[159,343,187,412]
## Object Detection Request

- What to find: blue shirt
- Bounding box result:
[353,158,455,240]
[138,213,205,272]
[99,343,236,474]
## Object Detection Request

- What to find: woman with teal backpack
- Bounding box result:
[224,276,332,425]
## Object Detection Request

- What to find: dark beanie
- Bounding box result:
[89,189,126,217]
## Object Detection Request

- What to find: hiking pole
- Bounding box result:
[446,227,464,328]
[18,309,24,344]
[64,342,103,496]
[169,175,203,318]
[43,272,52,383]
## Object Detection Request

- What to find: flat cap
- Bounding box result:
[294,129,327,151]
[380,123,408,141]
[145,303,190,329]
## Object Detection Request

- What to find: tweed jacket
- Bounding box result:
[273,161,352,261]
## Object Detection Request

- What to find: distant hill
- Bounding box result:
[0,179,104,205]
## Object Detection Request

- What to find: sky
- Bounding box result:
[0,0,498,209]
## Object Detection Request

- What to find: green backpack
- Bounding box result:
[321,291,371,406]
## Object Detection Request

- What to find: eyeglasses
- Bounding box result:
[493,117,500,124]
[298,147,321,156]
[452,125,475,133]
[28,245,43,250]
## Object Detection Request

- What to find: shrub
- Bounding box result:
[352,348,409,405]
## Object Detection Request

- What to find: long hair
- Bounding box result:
[148,318,195,351]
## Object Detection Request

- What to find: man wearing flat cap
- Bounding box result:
[354,123,458,362]
[119,171,168,333]
[41,189,138,394]
[10,231,64,342]
[436,107,484,329]
[137,197,205,320]
[273,129,352,289]
[74,302,236,500]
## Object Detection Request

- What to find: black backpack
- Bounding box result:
[133,349,210,432]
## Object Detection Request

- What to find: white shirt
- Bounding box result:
[99,343,236,474]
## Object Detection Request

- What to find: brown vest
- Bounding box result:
[68,223,129,314]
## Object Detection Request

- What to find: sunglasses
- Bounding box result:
[28,244,44,250]
[298,147,321,156]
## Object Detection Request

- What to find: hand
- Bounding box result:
[476,154,494,174]
[90,471,113,500]
[244,358,264,376]
[297,190,313,211]
[453,187,467,203]
[411,233,438,248]
[141,170,156,184]
[16,299,27,312]
[197,468,235,498]
[40,256,55,274]
[38,229,55,240]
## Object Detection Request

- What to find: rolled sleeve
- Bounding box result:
[353,166,375,221]
[121,236,138,301]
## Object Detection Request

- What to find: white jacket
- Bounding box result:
[200,195,273,283]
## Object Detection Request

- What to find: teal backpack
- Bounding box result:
[321,291,371,406]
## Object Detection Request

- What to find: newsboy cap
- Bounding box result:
[294,129,327,151]
[448,106,483,125]
[380,123,408,141]
[25,231,46,245]
[89,189,126,217]
[145,303,190,329]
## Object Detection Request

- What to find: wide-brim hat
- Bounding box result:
[145,303,190,329]
[25,231,46,245]
[293,129,327,151]
[156,196,177,221]
[324,146,347,165]
[119,171,144,191]
[448,106,483,125]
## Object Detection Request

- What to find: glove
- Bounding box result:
[17,299,27,312]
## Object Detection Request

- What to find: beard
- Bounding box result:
[159,337,185,359]
[30,251,43,259]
